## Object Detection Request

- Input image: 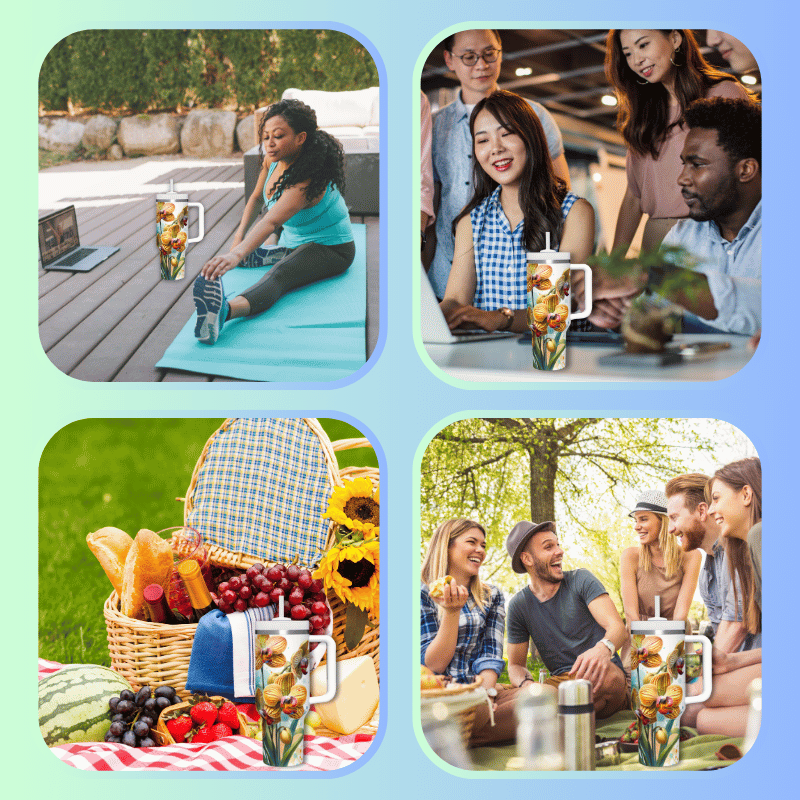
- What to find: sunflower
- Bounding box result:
[325,478,379,537]
[255,635,287,669]
[314,539,379,612]
[631,635,663,670]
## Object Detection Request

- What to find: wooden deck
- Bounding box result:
[38,158,379,382]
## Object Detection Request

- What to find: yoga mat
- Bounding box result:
[156,224,366,381]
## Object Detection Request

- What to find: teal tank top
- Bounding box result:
[263,162,353,247]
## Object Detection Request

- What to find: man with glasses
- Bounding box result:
[427,29,570,299]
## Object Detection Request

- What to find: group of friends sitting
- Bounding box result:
[421,29,761,337]
[420,457,762,747]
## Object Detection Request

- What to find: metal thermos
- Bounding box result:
[516,682,563,770]
[558,679,596,770]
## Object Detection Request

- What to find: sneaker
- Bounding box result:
[193,275,229,345]
[240,245,292,268]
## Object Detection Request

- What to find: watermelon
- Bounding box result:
[38,664,132,747]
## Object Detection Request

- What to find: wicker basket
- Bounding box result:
[420,677,485,747]
[103,419,379,707]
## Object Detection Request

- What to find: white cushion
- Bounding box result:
[281,87,378,129]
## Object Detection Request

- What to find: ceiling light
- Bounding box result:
[515,67,533,76]
[741,75,757,85]
[592,172,602,182]
[601,94,617,106]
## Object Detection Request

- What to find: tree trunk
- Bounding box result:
[528,432,558,521]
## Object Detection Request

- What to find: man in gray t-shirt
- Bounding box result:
[505,521,628,718]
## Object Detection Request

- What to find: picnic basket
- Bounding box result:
[420,676,485,747]
[103,418,379,715]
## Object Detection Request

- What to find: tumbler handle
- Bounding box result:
[685,634,713,704]
[308,634,337,703]
[570,264,592,320]
[186,202,205,243]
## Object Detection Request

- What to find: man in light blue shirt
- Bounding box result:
[428,29,569,298]
[592,97,761,335]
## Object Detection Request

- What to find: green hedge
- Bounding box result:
[39,30,378,113]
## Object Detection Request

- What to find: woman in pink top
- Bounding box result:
[605,30,753,255]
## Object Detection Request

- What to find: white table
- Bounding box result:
[422,333,753,384]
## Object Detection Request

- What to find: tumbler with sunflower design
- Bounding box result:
[254,614,336,767]
[630,603,712,767]
[156,180,205,280]
[526,233,592,370]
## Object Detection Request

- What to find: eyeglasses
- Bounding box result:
[451,47,502,66]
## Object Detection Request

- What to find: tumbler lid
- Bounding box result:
[527,231,570,263]
[629,594,686,633]
[254,619,309,633]
[156,179,188,202]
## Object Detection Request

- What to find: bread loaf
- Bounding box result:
[121,529,174,620]
[86,527,134,596]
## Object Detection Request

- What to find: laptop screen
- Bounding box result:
[39,206,80,266]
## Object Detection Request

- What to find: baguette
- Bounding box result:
[121,529,174,620]
[86,526,134,597]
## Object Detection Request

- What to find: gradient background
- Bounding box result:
[15,0,791,792]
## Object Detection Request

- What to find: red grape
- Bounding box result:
[311,592,327,603]
[278,578,291,592]
[253,592,270,608]
[239,585,252,600]
[234,598,248,612]
[222,590,236,605]
[297,570,313,589]
[218,582,230,593]
[290,604,310,620]
[266,566,282,583]
[286,565,300,582]
[309,579,324,594]
[229,576,242,590]
[269,588,285,604]
[288,588,305,606]
[311,601,327,616]
[245,566,260,581]
[309,615,323,629]
[253,574,268,591]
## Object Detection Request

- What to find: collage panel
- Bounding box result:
[38,417,382,771]
[38,29,381,383]
[419,29,761,383]
[417,417,761,772]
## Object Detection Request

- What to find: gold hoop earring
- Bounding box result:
[670,48,683,67]
[636,77,649,85]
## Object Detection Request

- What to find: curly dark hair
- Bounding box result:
[453,90,568,253]
[605,29,748,158]
[258,98,346,202]
[685,96,761,166]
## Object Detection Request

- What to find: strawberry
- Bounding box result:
[210,722,233,740]
[218,702,240,729]
[165,715,193,744]
[190,701,218,727]
[191,725,214,744]
[236,703,260,722]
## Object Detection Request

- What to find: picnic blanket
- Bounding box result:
[468,710,744,771]
[38,659,373,772]
[156,224,366,382]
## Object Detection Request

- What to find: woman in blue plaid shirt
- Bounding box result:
[439,90,596,334]
[421,518,521,745]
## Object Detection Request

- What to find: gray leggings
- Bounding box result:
[239,240,355,316]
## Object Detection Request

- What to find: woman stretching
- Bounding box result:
[193,99,355,344]
[605,29,753,255]
[440,90,595,334]
[421,518,519,746]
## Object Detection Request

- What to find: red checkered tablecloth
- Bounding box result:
[38,660,374,771]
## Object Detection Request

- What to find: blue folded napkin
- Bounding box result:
[185,606,275,702]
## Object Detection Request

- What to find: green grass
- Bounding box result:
[38,418,378,667]
[39,148,79,170]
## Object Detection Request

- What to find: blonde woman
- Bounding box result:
[421,518,518,746]
[620,490,701,670]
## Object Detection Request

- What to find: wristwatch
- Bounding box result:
[497,307,514,331]
[599,638,615,655]
[486,687,498,698]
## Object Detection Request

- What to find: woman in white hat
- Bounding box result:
[619,489,702,672]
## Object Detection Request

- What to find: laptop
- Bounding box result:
[420,264,519,344]
[39,206,119,272]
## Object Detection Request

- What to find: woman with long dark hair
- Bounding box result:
[193,99,355,344]
[439,89,594,333]
[606,29,753,255]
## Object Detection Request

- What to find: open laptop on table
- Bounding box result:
[39,206,119,272]
[421,263,518,344]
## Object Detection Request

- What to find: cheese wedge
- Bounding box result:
[311,656,378,735]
